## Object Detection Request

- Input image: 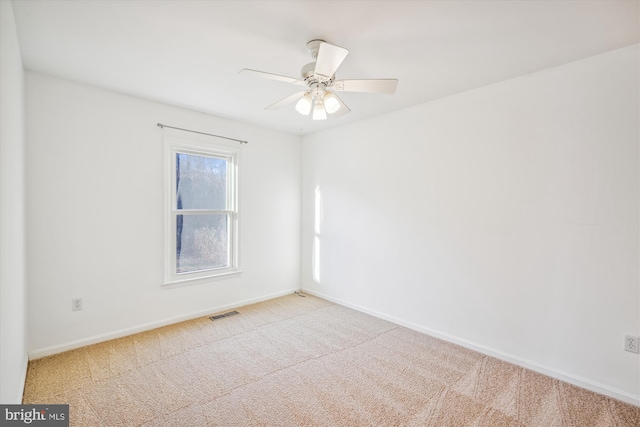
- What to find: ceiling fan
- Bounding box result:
[240,40,398,120]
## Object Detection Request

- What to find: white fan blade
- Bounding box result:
[329,93,351,118]
[332,79,398,94]
[240,69,305,86]
[314,43,349,79]
[265,91,307,111]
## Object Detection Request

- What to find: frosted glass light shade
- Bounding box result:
[295,93,312,115]
[312,102,327,120]
[323,92,341,114]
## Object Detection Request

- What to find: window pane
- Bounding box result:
[176,214,229,273]
[176,153,227,210]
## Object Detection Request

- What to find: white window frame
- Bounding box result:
[163,135,240,285]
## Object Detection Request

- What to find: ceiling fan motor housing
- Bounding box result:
[301,62,316,80]
[301,62,334,87]
[302,40,335,86]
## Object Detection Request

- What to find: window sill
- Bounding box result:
[162,270,242,289]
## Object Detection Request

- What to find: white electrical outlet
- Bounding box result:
[624,335,639,354]
[72,298,83,311]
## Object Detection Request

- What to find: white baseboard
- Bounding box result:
[29,288,298,360]
[302,288,640,407]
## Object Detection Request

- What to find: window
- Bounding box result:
[164,135,239,284]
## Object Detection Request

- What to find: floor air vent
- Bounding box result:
[209,310,240,321]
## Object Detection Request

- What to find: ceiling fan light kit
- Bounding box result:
[240,39,398,121]
[295,93,313,115]
[313,101,327,121]
[323,92,340,114]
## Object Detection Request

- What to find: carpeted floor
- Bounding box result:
[23,293,639,426]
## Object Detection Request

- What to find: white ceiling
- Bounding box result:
[11,0,639,136]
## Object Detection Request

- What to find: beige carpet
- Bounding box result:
[23,293,639,426]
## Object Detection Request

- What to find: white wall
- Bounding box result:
[301,46,640,403]
[0,0,28,403]
[26,72,301,355]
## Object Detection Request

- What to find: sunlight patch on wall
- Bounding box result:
[312,186,323,283]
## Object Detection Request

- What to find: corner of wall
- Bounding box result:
[0,0,28,404]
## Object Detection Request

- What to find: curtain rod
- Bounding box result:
[157,123,248,144]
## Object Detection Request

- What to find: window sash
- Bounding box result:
[173,149,236,212]
[175,212,233,275]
